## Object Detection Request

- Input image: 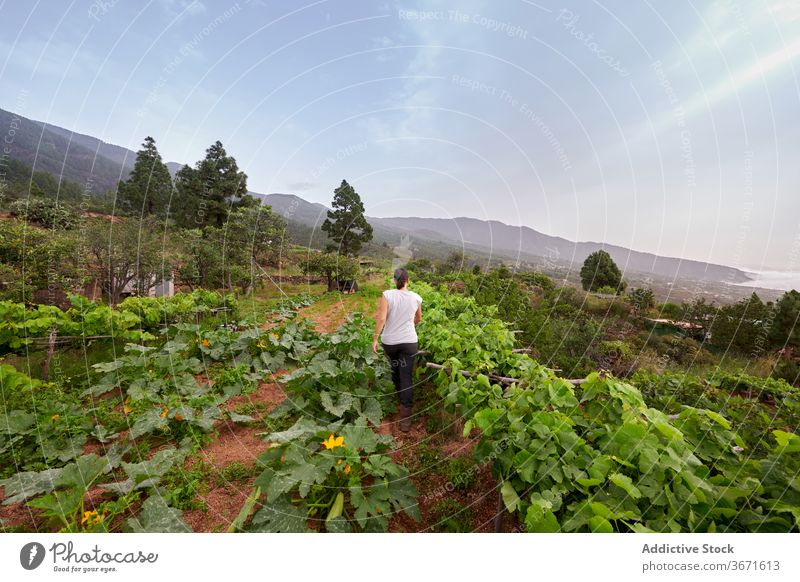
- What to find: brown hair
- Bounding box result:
[393,268,409,289]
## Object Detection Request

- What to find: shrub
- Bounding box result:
[9,198,78,229]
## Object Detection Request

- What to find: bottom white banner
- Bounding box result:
[1,533,797,581]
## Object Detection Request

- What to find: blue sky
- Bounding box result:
[1,0,799,270]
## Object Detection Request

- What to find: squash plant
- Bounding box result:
[420,282,800,533]
[270,314,396,425]
[249,418,420,532]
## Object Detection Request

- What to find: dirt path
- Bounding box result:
[383,408,507,533]
[182,375,287,532]
[163,287,509,533]
[296,293,375,333]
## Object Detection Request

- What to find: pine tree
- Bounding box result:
[321,179,373,256]
[195,141,253,228]
[172,164,201,228]
[173,141,256,228]
[117,136,173,217]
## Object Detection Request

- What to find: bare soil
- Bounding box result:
[182,377,287,532]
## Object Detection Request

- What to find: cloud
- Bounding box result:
[0,37,102,80]
[157,0,207,19]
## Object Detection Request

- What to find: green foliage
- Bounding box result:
[769,290,800,348]
[178,206,287,293]
[274,313,395,424]
[774,357,800,386]
[321,179,373,256]
[418,282,800,532]
[0,365,98,477]
[628,287,655,311]
[0,290,237,352]
[517,271,555,293]
[0,158,85,204]
[709,293,771,353]
[595,285,618,295]
[443,456,478,491]
[406,257,434,275]
[172,141,255,229]
[0,218,83,302]
[9,197,79,229]
[84,216,173,304]
[116,136,173,217]
[429,498,473,532]
[125,495,192,532]
[300,251,360,291]
[0,296,152,350]
[216,461,256,485]
[659,302,683,319]
[580,250,626,293]
[161,458,212,511]
[251,418,419,532]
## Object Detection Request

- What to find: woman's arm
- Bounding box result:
[372,295,388,353]
[414,305,422,325]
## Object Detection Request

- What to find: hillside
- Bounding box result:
[0,108,133,194]
[0,107,754,288]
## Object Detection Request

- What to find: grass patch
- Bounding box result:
[443,455,478,491]
[162,458,213,511]
[214,461,258,486]
[409,442,442,473]
[428,499,474,533]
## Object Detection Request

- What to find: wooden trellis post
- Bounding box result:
[41,329,57,380]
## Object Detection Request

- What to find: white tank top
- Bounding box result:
[381,288,423,345]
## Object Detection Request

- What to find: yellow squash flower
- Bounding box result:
[123,405,132,414]
[160,407,169,418]
[344,464,351,474]
[81,510,97,525]
[321,434,344,450]
[201,339,211,347]
[50,414,60,421]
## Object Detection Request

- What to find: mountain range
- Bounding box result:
[0,106,753,286]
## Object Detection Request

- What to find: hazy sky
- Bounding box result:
[1,0,799,269]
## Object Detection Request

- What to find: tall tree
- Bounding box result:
[580,250,626,293]
[172,164,201,228]
[117,137,173,217]
[769,289,800,349]
[321,179,373,256]
[172,141,256,228]
[196,141,253,228]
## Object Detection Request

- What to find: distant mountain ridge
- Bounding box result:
[371,216,753,284]
[0,106,753,285]
[262,195,753,284]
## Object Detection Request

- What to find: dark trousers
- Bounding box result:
[382,342,418,408]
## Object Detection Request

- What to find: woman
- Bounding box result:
[372,268,423,432]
